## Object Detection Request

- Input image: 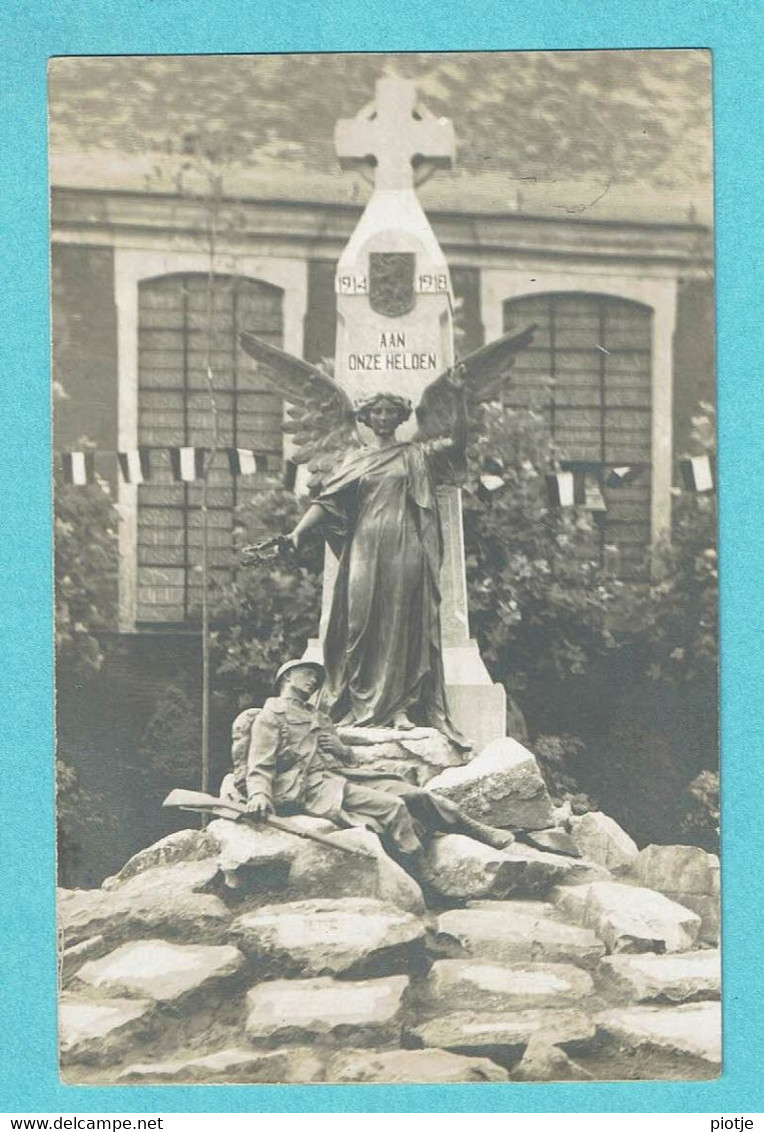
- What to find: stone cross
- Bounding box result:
[335,76,454,191]
[305,77,506,750]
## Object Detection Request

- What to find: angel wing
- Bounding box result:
[239,332,361,488]
[414,322,537,441]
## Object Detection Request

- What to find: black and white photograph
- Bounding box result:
[51,50,719,1086]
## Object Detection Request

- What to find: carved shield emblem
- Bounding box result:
[369,252,416,318]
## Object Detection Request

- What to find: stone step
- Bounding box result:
[117,1046,325,1084]
[58,862,231,949]
[245,974,410,1047]
[597,949,720,1003]
[628,844,720,945]
[407,1008,596,1066]
[59,995,155,1067]
[425,835,606,901]
[326,1047,509,1083]
[434,904,605,968]
[553,881,702,953]
[420,959,595,1014]
[230,898,426,978]
[595,1002,721,1070]
[74,939,246,1004]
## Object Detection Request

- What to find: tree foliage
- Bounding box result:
[614,404,717,691]
[463,404,620,690]
[54,479,121,878]
[55,482,119,683]
[210,488,323,709]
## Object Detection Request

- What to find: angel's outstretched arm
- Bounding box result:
[287,503,326,549]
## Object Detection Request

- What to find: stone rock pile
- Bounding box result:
[58,738,720,1085]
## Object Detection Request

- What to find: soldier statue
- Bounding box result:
[223,658,514,886]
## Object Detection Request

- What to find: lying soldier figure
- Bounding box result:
[222,658,513,886]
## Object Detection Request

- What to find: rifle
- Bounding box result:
[162,788,368,857]
[240,533,292,566]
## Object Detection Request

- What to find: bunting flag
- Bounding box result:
[546,471,609,512]
[680,455,715,493]
[546,470,579,508]
[169,447,208,483]
[606,465,642,488]
[62,451,96,486]
[584,477,607,513]
[227,448,268,476]
[479,472,506,496]
[117,448,152,484]
[477,455,507,500]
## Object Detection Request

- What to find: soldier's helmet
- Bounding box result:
[274,659,325,692]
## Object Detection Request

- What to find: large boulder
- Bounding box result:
[338,724,466,785]
[408,1009,596,1066]
[426,738,555,830]
[424,835,527,900]
[632,843,720,896]
[75,939,246,1004]
[425,836,606,901]
[61,934,108,980]
[503,844,611,891]
[208,817,425,913]
[595,1002,721,1070]
[245,974,410,1047]
[58,861,231,948]
[327,1047,508,1083]
[435,904,605,969]
[553,882,702,954]
[287,826,425,914]
[111,828,217,885]
[421,959,594,1014]
[59,995,155,1067]
[597,950,720,1004]
[230,898,426,978]
[567,812,638,872]
[206,815,342,891]
[630,844,720,945]
[117,1047,325,1084]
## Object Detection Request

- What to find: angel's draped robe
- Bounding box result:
[314,439,467,746]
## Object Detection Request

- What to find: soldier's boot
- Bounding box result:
[454,812,515,851]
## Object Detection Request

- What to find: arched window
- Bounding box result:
[504,293,652,580]
[136,273,283,624]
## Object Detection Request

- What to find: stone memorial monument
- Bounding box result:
[240,77,534,751]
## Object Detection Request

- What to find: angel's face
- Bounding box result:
[366,399,402,438]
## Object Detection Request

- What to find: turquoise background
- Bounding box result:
[2,0,762,1113]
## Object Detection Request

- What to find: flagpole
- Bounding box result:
[200,173,223,802]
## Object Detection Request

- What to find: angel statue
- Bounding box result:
[239,324,535,745]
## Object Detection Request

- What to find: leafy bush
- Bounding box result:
[55,482,119,683]
[533,733,598,814]
[463,404,620,691]
[210,486,323,708]
[55,480,121,879]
